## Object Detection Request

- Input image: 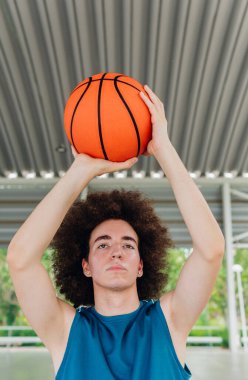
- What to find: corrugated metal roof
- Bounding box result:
[0,0,247,248]
[1,0,247,179]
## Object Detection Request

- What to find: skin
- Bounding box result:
[82,219,143,316]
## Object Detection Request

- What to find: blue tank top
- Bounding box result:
[55,299,192,379]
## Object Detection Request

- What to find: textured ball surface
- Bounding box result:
[64,72,152,162]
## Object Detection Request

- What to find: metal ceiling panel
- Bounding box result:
[0,0,247,179]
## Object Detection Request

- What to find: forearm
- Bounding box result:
[155,139,225,257]
[7,161,94,267]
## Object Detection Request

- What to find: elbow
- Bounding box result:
[193,238,225,262]
[6,244,23,268]
[6,252,29,271]
[6,245,14,262]
[210,239,225,261]
[217,236,225,256]
[211,237,225,258]
[210,233,225,257]
[6,249,18,266]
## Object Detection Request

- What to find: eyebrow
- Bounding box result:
[93,235,138,246]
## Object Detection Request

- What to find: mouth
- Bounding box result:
[107,266,126,271]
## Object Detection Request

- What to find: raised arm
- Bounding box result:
[140,85,225,337]
[6,148,138,352]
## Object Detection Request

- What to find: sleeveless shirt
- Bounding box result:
[55,299,192,379]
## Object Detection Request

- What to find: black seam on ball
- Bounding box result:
[114,75,140,157]
[69,77,141,97]
[98,73,108,160]
[70,77,92,153]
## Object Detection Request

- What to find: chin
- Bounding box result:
[105,281,131,291]
[94,277,135,291]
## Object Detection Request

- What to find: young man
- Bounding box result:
[7,85,225,379]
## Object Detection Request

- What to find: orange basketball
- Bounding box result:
[64,72,152,162]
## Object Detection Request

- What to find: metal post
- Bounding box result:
[233,264,248,351]
[222,182,240,351]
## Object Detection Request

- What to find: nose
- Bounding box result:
[110,243,123,258]
[111,252,122,258]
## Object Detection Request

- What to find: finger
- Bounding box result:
[144,85,160,102]
[144,84,157,100]
[122,156,138,166]
[110,156,138,171]
[71,145,76,157]
[140,89,162,114]
[140,94,163,120]
[144,85,164,109]
[139,91,156,111]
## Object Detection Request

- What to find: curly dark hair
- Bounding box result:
[50,188,175,308]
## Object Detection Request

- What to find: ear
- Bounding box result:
[82,258,92,278]
[82,258,89,271]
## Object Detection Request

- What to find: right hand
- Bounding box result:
[71,145,138,178]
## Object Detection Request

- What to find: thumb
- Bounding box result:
[103,156,138,174]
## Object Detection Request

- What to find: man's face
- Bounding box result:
[82,219,143,291]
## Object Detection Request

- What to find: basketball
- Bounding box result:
[64,72,152,162]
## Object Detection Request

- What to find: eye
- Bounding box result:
[98,243,108,249]
[97,243,135,249]
[125,244,135,249]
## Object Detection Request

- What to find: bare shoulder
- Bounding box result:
[159,290,188,339]
[159,291,188,368]
[57,297,76,322]
[48,298,76,375]
[56,297,76,344]
[159,290,174,323]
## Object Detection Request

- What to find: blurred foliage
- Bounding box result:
[234,249,248,315]
[1,247,248,348]
[164,248,228,327]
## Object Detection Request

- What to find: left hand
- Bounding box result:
[139,84,169,157]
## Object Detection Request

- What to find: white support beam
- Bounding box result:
[233,231,248,243]
[233,244,248,249]
[0,176,248,187]
[230,189,248,201]
[222,183,240,351]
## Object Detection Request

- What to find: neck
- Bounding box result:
[93,288,140,316]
